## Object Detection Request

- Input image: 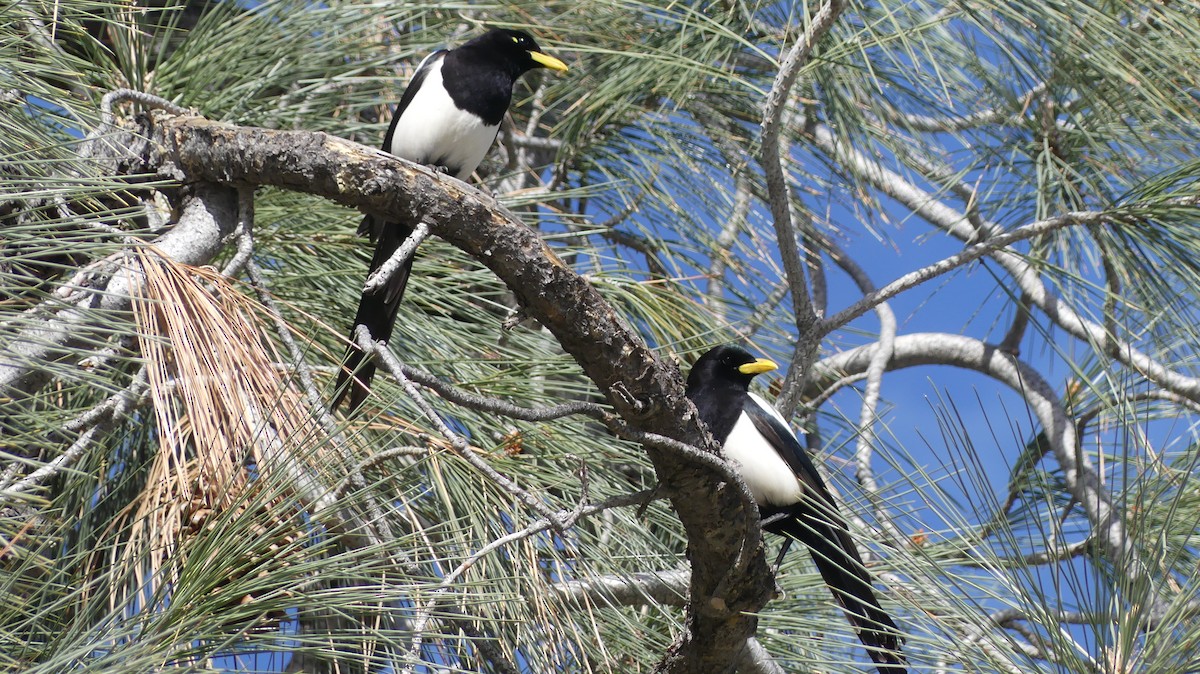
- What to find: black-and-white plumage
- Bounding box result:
[686,345,906,674]
[334,30,567,411]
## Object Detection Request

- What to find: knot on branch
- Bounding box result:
[608,381,656,419]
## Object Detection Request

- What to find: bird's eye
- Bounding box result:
[511,36,521,44]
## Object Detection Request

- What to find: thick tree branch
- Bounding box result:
[138,112,774,674]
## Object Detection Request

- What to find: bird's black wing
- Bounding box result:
[334,51,446,412]
[743,396,907,674]
[331,220,414,412]
[742,394,828,499]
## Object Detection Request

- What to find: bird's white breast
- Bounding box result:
[725,395,804,507]
[388,57,500,180]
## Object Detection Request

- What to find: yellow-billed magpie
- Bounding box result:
[334,29,568,411]
[686,345,906,674]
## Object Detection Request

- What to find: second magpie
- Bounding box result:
[686,345,906,674]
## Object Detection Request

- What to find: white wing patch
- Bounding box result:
[748,392,792,428]
[387,55,500,180]
[724,393,804,507]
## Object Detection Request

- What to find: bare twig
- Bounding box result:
[605,424,736,484]
[508,133,563,152]
[219,187,257,278]
[0,368,149,500]
[798,203,827,317]
[998,293,1033,356]
[357,327,567,530]
[1076,389,1200,433]
[400,489,656,674]
[743,282,791,341]
[705,175,753,322]
[1014,538,1092,566]
[980,607,1107,669]
[759,0,843,343]
[396,360,606,422]
[99,89,190,127]
[243,260,318,405]
[81,89,191,161]
[362,221,430,294]
[802,371,870,412]
[878,82,1049,133]
[242,259,399,549]
[890,144,987,235]
[822,210,1111,335]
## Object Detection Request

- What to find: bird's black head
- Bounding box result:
[686,345,778,443]
[460,29,569,77]
[687,345,778,393]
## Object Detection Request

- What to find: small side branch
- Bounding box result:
[822,210,1111,335]
[0,368,149,500]
[396,361,607,422]
[363,221,430,294]
[356,327,567,531]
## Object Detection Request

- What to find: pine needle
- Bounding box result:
[112,244,324,608]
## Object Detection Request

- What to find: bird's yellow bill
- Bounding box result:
[738,358,778,375]
[530,51,569,72]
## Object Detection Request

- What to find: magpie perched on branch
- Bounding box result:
[334,29,568,411]
[686,345,906,674]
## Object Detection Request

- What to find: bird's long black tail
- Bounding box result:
[332,216,415,413]
[771,503,907,674]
